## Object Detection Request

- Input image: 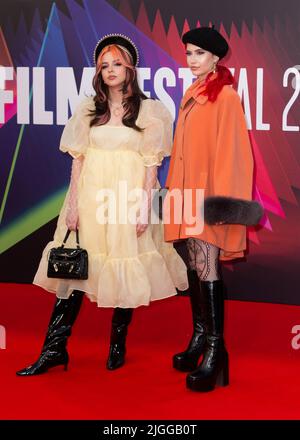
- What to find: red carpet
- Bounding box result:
[1,282,300,420]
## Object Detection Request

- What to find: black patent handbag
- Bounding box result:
[47,229,88,279]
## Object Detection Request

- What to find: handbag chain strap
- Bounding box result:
[61,229,80,249]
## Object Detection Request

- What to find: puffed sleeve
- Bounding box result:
[137,99,173,167]
[59,96,94,158]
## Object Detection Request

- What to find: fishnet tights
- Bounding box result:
[187,238,220,281]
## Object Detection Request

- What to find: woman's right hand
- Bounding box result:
[66,207,79,231]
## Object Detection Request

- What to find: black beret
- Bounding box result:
[182,26,229,59]
[93,34,139,66]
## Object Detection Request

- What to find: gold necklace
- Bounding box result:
[108,100,124,117]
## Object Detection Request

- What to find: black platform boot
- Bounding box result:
[186,280,229,392]
[106,307,133,370]
[16,290,84,376]
[173,269,207,372]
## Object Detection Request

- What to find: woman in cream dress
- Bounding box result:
[16,34,188,376]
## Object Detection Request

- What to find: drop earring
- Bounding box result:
[213,63,217,74]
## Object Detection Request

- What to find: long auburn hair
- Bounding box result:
[199,65,234,102]
[89,44,147,131]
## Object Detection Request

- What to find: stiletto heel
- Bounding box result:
[106,308,133,370]
[16,291,83,376]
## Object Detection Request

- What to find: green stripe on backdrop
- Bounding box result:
[0,3,57,225]
[0,187,67,254]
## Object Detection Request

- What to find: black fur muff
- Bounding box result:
[204,196,264,226]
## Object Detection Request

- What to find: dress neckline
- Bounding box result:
[94,124,131,128]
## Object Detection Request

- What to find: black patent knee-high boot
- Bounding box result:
[106,307,133,370]
[16,290,84,376]
[173,270,207,371]
[186,280,229,392]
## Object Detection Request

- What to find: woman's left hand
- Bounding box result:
[136,165,157,237]
[136,222,148,237]
[136,203,149,237]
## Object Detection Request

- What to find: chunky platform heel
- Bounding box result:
[186,280,230,392]
[173,270,207,372]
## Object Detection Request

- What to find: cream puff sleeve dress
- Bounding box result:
[33,97,188,308]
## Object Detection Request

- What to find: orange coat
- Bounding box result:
[163,77,254,261]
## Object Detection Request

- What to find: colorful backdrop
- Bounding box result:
[0,0,299,304]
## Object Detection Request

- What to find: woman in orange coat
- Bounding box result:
[163,26,255,392]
